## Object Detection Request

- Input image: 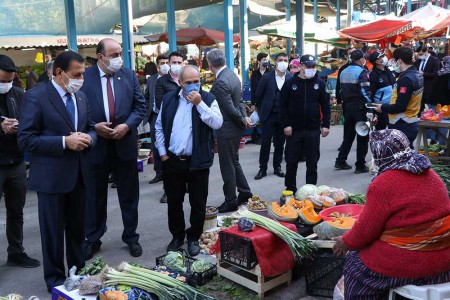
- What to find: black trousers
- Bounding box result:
[259,112,286,170]
[0,162,26,255]
[150,113,162,176]
[38,175,85,289]
[162,157,209,240]
[337,104,369,168]
[85,144,140,244]
[389,120,419,149]
[217,137,252,203]
[285,129,321,192]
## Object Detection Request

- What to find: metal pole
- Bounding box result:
[376,0,380,14]
[347,0,353,27]
[120,0,134,69]
[167,0,176,52]
[407,0,411,13]
[64,0,77,52]
[386,0,390,14]
[285,0,292,56]
[239,0,249,84]
[360,0,365,11]
[295,0,304,55]
[224,0,234,70]
[314,0,318,58]
[337,0,341,29]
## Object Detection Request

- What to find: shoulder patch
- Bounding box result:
[399,86,407,94]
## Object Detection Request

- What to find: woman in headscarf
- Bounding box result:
[333,129,450,299]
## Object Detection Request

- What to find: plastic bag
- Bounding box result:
[63,266,85,291]
[78,275,103,295]
[250,111,259,124]
[325,188,348,204]
[333,275,345,300]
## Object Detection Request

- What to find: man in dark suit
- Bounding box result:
[153,51,184,203]
[254,53,292,180]
[207,49,253,213]
[145,54,169,185]
[18,51,96,292]
[81,38,146,260]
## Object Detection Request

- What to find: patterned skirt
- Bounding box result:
[344,251,450,300]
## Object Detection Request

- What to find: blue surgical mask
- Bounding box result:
[184,83,201,96]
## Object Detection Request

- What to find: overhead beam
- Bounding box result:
[239,0,249,83]
[167,0,176,52]
[64,0,77,52]
[224,0,234,70]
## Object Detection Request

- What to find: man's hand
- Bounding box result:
[284,126,293,136]
[95,122,114,139]
[245,117,254,128]
[161,155,169,161]
[110,124,129,140]
[321,127,330,137]
[186,91,202,106]
[66,132,92,151]
[1,117,18,134]
[372,103,383,113]
[332,236,349,256]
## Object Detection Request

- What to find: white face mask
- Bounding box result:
[170,64,182,75]
[276,61,288,73]
[394,60,402,73]
[304,68,317,79]
[63,72,84,93]
[159,63,170,75]
[381,56,389,66]
[105,56,122,73]
[361,59,366,67]
[0,82,13,94]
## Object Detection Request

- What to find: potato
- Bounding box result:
[200,244,207,249]
[200,234,206,240]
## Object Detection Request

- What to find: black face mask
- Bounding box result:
[262,62,269,68]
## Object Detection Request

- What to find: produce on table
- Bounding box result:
[328,212,352,218]
[420,108,444,121]
[78,256,107,275]
[316,185,331,195]
[268,202,298,223]
[437,104,450,118]
[419,144,446,153]
[104,262,215,300]
[191,260,214,273]
[0,294,22,300]
[298,207,322,225]
[64,266,86,291]
[347,193,366,205]
[247,195,268,210]
[103,291,128,300]
[237,217,255,232]
[313,217,356,240]
[163,251,187,273]
[78,275,103,295]
[321,188,348,204]
[199,231,219,254]
[287,198,314,211]
[295,184,318,200]
[220,217,238,228]
[236,207,316,262]
[309,195,335,210]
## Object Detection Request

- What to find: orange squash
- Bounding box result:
[268,202,298,223]
[437,104,450,118]
[298,206,322,225]
[287,198,314,210]
[313,217,356,239]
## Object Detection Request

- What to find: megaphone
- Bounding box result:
[355,121,371,136]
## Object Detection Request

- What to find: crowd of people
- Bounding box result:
[0,37,449,297]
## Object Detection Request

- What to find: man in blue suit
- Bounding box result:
[254,53,292,180]
[18,51,97,292]
[81,38,146,260]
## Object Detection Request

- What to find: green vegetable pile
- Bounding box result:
[431,160,450,197]
[163,251,187,273]
[191,260,213,273]
[419,144,446,153]
[347,193,366,205]
[78,256,106,275]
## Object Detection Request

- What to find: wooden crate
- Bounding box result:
[216,252,292,299]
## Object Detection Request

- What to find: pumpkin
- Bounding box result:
[437,104,450,118]
[298,206,322,225]
[287,198,314,210]
[268,202,298,223]
[313,217,356,240]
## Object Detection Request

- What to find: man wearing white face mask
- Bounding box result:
[280,54,330,193]
[81,38,146,260]
[18,51,96,291]
[254,53,292,180]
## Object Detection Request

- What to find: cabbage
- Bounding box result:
[163,251,186,272]
[191,260,213,273]
[316,185,330,195]
[295,184,317,200]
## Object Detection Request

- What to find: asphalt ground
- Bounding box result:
[0,124,371,299]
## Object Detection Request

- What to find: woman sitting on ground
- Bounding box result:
[333,129,450,299]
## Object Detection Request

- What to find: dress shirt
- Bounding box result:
[216,66,227,78]
[51,79,78,149]
[152,74,161,113]
[155,90,223,157]
[275,71,286,90]
[98,65,115,122]
[419,54,430,72]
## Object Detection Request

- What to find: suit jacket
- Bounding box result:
[210,67,247,139]
[17,81,97,194]
[414,55,440,102]
[155,73,179,110]
[144,74,159,119]
[80,65,146,163]
[255,70,292,123]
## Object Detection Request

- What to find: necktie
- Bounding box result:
[65,93,75,128]
[105,74,115,122]
[420,59,426,71]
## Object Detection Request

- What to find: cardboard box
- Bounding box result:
[52,285,96,300]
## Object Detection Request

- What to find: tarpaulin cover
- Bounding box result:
[212,223,296,277]
[145,27,240,46]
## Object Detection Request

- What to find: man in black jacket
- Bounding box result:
[280,55,331,193]
[0,55,40,268]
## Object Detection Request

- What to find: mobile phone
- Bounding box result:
[365,103,377,109]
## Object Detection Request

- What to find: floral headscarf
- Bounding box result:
[369,129,431,179]
[438,56,450,76]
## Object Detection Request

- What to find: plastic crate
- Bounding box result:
[304,250,346,298]
[155,250,217,287]
[219,231,258,270]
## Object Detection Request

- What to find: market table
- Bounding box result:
[415,120,450,157]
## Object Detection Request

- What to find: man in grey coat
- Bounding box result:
[207,49,253,213]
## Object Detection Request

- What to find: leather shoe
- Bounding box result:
[187,239,200,256]
[354,166,369,174]
[167,237,184,252]
[334,161,352,170]
[160,193,167,203]
[218,202,238,213]
[237,193,252,205]
[84,241,102,261]
[7,252,40,268]
[149,174,163,184]
[254,169,267,180]
[127,241,143,257]
[274,168,285,177]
